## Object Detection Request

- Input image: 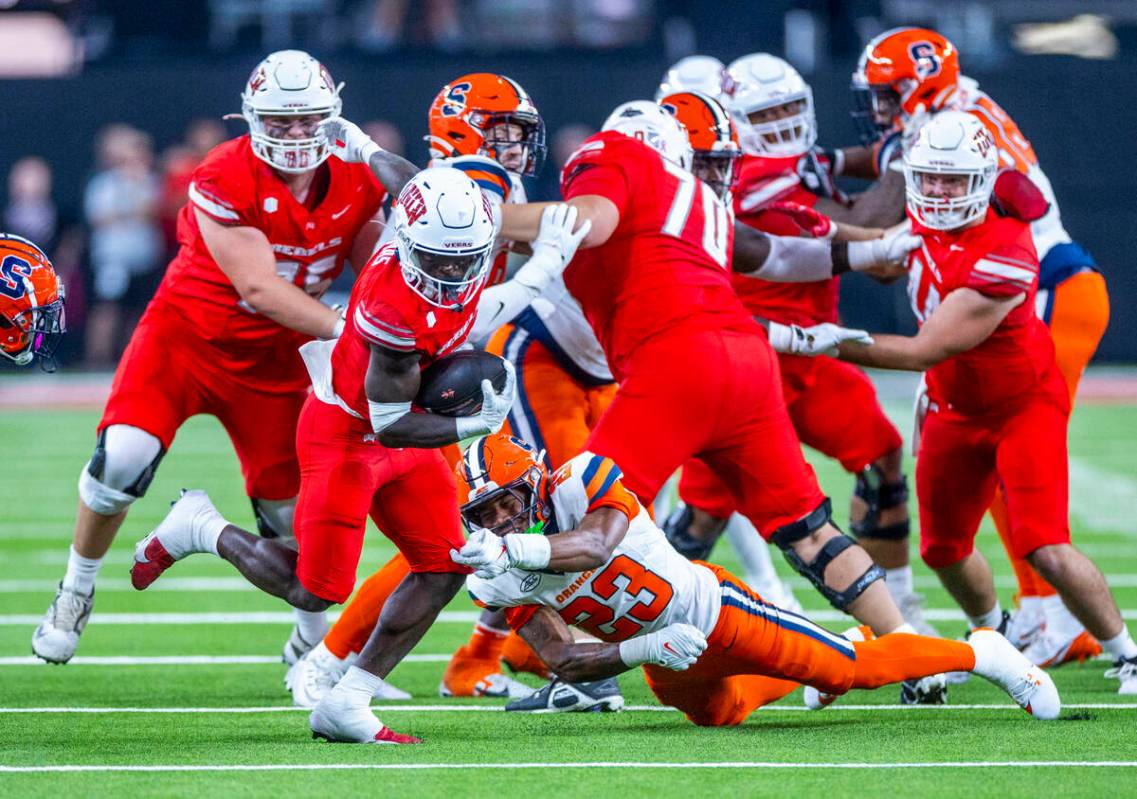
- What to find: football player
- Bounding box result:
[0,233,65,370]
[129,167,591,742]
[32,50,418,666]
[449,433,1061,724]
[290,74,613,707]
[843,27,1112,666]
[659,64,928,644]
[837,112,1137,695]
[498,100,923,643]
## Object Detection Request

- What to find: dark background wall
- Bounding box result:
[2,34,1133,358]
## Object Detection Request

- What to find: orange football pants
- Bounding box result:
[643,564,976,726]
[990,270,1109,598]
[324,325,617,659]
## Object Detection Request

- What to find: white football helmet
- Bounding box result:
[726,54,816,157]
[241,50,343,174]
[393,167,496,310]
[904,111,997,231]
[655,55,727,101]
[602,101,693,171]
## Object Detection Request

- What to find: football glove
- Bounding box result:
[455,360,517,438]
[319,117,381,165]
[515,204,592,292]
[450,528,510,578]
[768,201,836,239]
[767,322,874,357]
[618,623,708,671]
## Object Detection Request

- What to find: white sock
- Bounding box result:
[311,640,346,666]
[967,601,1003,630]
[294,608,328,644]
[337,665,383,706]
[892,622,917,635]
[1100,628,1137,660]
[1018,595,1044,617]
[884,566,914,600]
[61,546,102,595]
[192,512,228,557]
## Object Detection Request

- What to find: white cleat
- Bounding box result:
[282,626,321,667]
[1104,656,1137,696]
[287,643,350,708]
[1004,605,1045,650]
[969,629,1060,719]
[31,584,94,664]
[897,592,939,638]
[310,684,421,744]
[130,490,223,590]
[439,671,534,700]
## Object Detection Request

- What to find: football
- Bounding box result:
[416,349,509,416]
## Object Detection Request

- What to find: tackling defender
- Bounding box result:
[0,234,65,371]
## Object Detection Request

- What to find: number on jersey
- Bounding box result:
[559,554,675,641]
[661,160,730,267]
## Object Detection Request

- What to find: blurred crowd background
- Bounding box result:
[2,0,1136,369]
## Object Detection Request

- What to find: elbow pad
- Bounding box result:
[368,400,412,433]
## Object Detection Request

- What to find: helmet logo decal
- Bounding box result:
[0,256,32,300]
[973,127,994,158]
[441,82,472,117]
[908,42,942,79]
[400,183,428,226]
[247,66,267,93]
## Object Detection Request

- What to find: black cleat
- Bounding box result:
[899,673,949,705]
[505,677,625,713]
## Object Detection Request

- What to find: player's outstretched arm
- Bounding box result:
[368,345,516,448]
[197,210,341,339]
[838,287,1026,371]
[319,117,419,197]
[733,223,919,283]
[498,195,617,250]
[515,608,707,683]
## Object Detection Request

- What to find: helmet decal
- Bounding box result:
[909,41,942,79]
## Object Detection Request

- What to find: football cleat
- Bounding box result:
[897,592,939,638]
[899,673,948,705]
[440,644,534,699]
[1004,605,1045,650]
[968,629,1060,718]
[804,625,870,710]
[1104,655,1137,696]
[282,626,321,667]
[309,691,421,744]
[130,490,222,590]
[31,583,94,664]
[1023,628,1102,668]
[505,676,624,713]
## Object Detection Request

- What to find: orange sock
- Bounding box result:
[990,489,1057,599]
[460,622,509,661]
[323,552,410,659]
[851,634,975,689]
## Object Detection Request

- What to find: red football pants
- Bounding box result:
[586,329,825,539]
[679,352,902,518]
[293,396,467,604]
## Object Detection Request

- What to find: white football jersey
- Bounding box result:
[467,451,722,641]
[518,275,613,384]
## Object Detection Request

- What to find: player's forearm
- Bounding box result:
[366,150,420,199]
[838,145,877,179]
[534,639,630,682]
[841,170,907,229]
[498,202,557,243]
[240,279,340,339]
[376,412,462,449]
[733,228,846,282]
[837,333,941,372]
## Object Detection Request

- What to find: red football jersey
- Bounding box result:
[907,209,1056,414]
[730,153,839,327]
[560,131,756,379]
[331,242,482,419]
[153,136,386,389]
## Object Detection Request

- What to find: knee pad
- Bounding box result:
[252,497,296,549]
[78,426,166,515]
[662,504,726,562]
[770,499,884,612]
[850,464,910,541]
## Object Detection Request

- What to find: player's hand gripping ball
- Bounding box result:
[416,350,509,416]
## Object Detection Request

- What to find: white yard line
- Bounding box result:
[0,654,449,666]
[1,703,1133,714]
[2,760,1136,774]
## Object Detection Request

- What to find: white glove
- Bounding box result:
[618,623,708,671]
[514,204,592,292]
[847,224,921,271]
[319,117,381,164]
[767,321,874,357]
[450,528,511,578]
[455,360,516,438]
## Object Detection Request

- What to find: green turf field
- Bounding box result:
[1,398,1135,798]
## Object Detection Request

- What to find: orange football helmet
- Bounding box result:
[0,233,64,369]
[427,73,546,177]
[852,27,960,143]
[455,433,550,536]
[659,91,742,201]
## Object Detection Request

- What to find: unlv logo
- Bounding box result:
[247,66,267,93]
[401,183,428,226]
[972,127,995,158]
[908,42,942,79]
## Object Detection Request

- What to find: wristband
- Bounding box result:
[831,240,851,275]
[360,139,382,165]
[765,322,793,353]
[504,533,551,570]
[618,634,654,668]
[455,415,491,439]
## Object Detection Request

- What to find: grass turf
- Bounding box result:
[1,400,1135,798]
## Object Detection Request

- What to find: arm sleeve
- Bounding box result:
[188,156,257,227]
[353,298,417,352]
[445,155,512,206]
[741,235,835,282]
[965,242,1038,298]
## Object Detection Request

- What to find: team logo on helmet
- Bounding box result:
[440,82,472,118]
[400,183,428,226]
[908,42,942,80]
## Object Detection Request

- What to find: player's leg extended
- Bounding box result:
[35,308,193,663]
[707,334,903,635]
[997,388,1137,681]
[788,357,919,628]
